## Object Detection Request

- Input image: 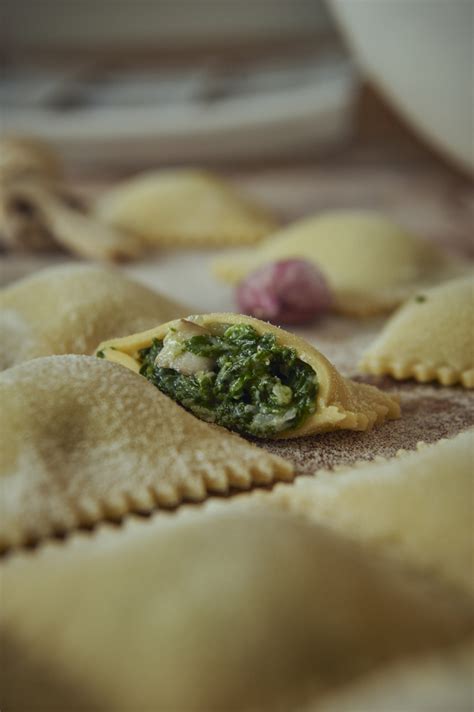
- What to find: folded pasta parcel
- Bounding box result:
[97,314,400,439]
[0,355,293,550]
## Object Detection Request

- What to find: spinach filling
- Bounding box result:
[139,323,318,438]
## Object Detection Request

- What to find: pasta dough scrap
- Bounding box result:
[212,211,467,316]
[266,430,474,593]
[95,169,277,246]
[360,276,474,387]
[0,355,292,550]
[0,264,190,370]
[97,312,400,439]
[2,511,473,712]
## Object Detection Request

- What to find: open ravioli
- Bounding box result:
[95,169,277,246]
[266,430,474,594]
[0,355,292,549]
[97,313,400,439]
[360,277,474,387]
[0,264,190,370]
[2,512,473,712]
[212,211,467,316]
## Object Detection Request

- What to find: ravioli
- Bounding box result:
[95,169,277,246]
[360,277,474,387]
[318,641,474,712]
[0,264,190,370]
[97,313,400,439]
[2,511,473,711]
[212,211,467,316]
[266,430,474,593]
[0,355,292,549]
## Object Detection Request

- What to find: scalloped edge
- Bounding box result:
[0,492,266,566]
[360,355,474,389]
[0,454,293,554]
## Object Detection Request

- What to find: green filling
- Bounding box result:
[139,323,318,438]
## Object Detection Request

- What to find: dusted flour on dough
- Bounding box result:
[0,264,189,370]
[266,430,474,593]
[0,355,292,549]
[2,511,473,711]
[360,276,474,387]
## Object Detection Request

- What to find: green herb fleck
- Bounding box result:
[96,349,105,359]
[139,324,318,438]
[415,295,427,303]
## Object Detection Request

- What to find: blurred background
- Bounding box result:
[0,0,472,294]
[2,0,472,172]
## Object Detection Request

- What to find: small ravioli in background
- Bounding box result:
[97,313,400,440]
[0,355,293,550]
[0,264,190,370]
[95,169,277,247]
[359,276,474,387]
[212,210,467,317]
[2,511,473,711]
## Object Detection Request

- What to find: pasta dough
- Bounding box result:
[0,355,292,549]
[95,169,277,246]
[265,430,474,593]
[0,264,190,370]
[2,511,473,711]
[316,641,474,712]
[97,312,400,439]
[213,211,466,316]
[360,276,474,387]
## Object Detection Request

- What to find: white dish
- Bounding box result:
[1,56,356,166]
[330,0,473,172]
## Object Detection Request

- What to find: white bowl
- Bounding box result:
[329,0,473,172]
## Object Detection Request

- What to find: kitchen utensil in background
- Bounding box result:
[329,0,473,173]
[0,53,356,167]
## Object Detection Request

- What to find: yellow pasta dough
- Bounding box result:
[2,511,473,711]
[97,312,400,439]
[0,355,292,549]
[317,641,474,712]
[212,211,467,316]
[95,169,277,246]
[360,276,474,387]
[0,135,63,183]
[266,430,474,593]
[0,264,190,370]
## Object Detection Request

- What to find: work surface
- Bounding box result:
[2,140,473,473]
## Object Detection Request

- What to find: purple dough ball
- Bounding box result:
[236,259,333,325]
